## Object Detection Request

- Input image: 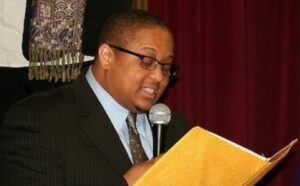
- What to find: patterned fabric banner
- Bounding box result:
[29,0,86,82]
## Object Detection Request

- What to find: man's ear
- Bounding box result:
[97,44,114,69]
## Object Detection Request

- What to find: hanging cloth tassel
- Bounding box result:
[28,0,86,82]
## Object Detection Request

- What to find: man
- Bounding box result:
[0,10,191,185]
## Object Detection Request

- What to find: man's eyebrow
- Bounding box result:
[142,47,174,57]
[141,46,157,52]
[140,46,174,62]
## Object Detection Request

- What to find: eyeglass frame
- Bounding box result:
[108,44,177,77]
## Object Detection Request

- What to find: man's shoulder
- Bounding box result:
[2,83,78,128]
[169,109,192,134]
[21,84,73,108]
[4,83,75,121]
[170,110,189,122]
[21,70,89,105]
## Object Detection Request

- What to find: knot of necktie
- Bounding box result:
[126,112,138,134]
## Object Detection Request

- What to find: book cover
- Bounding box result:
[135,127,297,186]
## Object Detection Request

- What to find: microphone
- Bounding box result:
[149,103,171,156]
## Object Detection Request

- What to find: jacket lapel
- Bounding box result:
[72,73,132,174]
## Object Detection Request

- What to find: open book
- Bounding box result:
[135,126,298,186]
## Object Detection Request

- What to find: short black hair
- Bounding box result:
[97,9,171,48]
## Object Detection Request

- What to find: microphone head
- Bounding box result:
[149,103,171,125]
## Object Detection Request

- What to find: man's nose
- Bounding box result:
[149,65,165,82]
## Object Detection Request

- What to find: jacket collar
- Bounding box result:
[72,73,132,174]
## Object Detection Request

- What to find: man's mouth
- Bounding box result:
[140,86,159,100]
[142,87,155,94]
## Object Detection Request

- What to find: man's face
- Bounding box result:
[105,27,174,113]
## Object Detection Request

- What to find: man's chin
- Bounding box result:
[136,102,156,113]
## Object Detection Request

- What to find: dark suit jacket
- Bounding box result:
[0,73,191,185]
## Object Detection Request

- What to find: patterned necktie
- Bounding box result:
[126,112,148,164]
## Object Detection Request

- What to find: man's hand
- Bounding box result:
[124,155,162,186]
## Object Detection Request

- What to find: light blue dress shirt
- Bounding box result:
[85,67,153,162]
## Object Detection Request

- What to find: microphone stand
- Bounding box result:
[156,124,162,156]
[153,124,165,157]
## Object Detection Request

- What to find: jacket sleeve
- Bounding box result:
[0,103,64,186]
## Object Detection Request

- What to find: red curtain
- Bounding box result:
[149,0,299,185]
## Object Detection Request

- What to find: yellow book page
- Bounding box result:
[246,139,298,185]
[135,127,269,186]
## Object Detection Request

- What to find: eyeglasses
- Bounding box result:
[108,44,177,77]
